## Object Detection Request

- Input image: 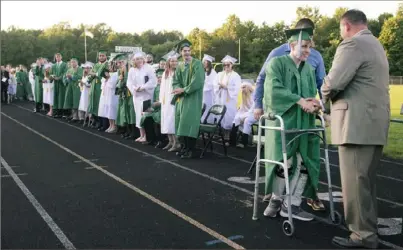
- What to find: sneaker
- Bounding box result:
[263,198,282,217]
[280,204,314,221]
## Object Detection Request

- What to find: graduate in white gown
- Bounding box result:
[78,62,93,125]
[98,62,119,133]
[42,63,54,116]
[127,51,157,142]
[201,54,217,123]
[229,80,256,148]
[159,51,181,152]
[213,55,242,138]
[29,64,36,102]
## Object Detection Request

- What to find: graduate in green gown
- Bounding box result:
[63,57,83,122]
[51,53,68,118]
[140,68,164,147]
[262,27,322,222]
[87,50,108,129]
[33,58,45,112]
[172,39,205,159]
[115,53,137,139]
[16,65,32,100]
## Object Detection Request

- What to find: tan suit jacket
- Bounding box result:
[321,29,390,146]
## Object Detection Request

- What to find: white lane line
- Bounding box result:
[0,157,75,249]
[212,137,403,166]
[207,142,403,184]
[8,105,403,249]
[9,105,403,206]
[10,105,258,198]
[1,112,245,250]
[1,173,28,178]
[74,159,98,163]
[209,149,403,208]
[1,165,20,169]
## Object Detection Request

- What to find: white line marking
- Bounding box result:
[208,149,403,208]
[84,166,107,170]
[212,138,403,166]
[0,157,75,249]
[8,105,403,206]
[1,165,20,169]
[1,112,245,250]
[7,105,403,248]
[1,173,28,178]
[74,159,98,163]
[8,106,258,198]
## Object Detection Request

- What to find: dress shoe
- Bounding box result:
[180,150,193,159]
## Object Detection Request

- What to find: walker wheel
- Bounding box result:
[282,220,294,237]
[330,211,342,225]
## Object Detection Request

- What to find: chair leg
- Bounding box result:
[202,132,206,147]
[209,133,214,152]
[220,129,227,156]
[200,134,213,158]
[247,156,257,174]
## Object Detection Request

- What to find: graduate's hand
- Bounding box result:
[297,98,316,113]
[172,88,184,95]
[253,108,263,120]
[152,102,160,108]
[305,98,322,110]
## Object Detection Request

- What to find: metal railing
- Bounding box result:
[390,76,403,85]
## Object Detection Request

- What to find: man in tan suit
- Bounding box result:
[321,9,390,249]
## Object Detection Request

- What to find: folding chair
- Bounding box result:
[199,104,227,158]
[201,103,206,117]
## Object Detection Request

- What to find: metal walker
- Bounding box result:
[252,113,342,236]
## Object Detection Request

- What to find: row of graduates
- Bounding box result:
[0,64,34,104]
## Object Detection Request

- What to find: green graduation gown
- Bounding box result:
[34,65,44,103]
[16,70,32,100]
[116,70,135,126]
[140,84,161,127]
[172,58,205,138]
[87,62,107,115]
[51,62,68,110]
[63,67,83,109]
[263,55,320,199]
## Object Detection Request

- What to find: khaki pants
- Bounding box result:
[338,144,383,248]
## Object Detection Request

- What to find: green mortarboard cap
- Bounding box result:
[156,68,164,77]
[159,58,166,62]
[174,39,192,53]
[285,27,313,43]
[110,53,128,62]
[98,50,108,55]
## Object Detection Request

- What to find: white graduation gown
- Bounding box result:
[127,64,157,128]
[98,72,119,120]
[213,70,242,130]
[78,75,91,112]
[233,92,255,127]
[201,69,217,123]
[159,71,176,134]
[42,78,54,105]
[29,70,35,101]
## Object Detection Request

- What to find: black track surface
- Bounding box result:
[1,101,402,249]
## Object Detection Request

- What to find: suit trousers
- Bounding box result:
[338,144,383,248]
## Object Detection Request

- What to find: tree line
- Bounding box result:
[1,4,402,76]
